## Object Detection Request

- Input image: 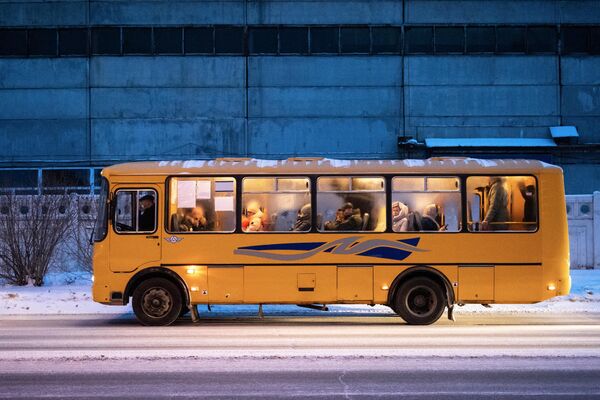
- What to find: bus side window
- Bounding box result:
[114,189,157,233]
[316,176,386,232]
[241,177,311,233]
[391,176,461,233]
[466,176,538,232]
[168,177,236,233]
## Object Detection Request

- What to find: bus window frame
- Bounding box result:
[164,176,237,235]
[464,173,539,234]
[112,187,158,235]
[160,173,540,236]
[390,175,463,234]
[316,174,387,234]
[241,175,312,234]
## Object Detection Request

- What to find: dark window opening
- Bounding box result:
[527,26,556,53]
[497,26,526,53]
[466,26,495,53]
[0,29,27,56]
[91,27,121,55]
[123,27,152,54]
[341,27,370,53]
[154,27,182,54]
[184,27,213,54]
[42,169,90,194]
[0,170,38,189]
[249,27,278,54]
[59,28,88,56]
[591,27,600,55]
[215,27,244,54]
[28,29,57,56]
[372,27,402,53]
[405,26,433,54]
[435,26,464,53]
[562,26,590,54]
[310,27,339,54]
[279,27,308,54]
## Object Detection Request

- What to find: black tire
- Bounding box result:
[393,277,446,325]
[132,278,183,326]
[179,306,190,318]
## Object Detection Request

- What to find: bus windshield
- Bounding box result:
[93,178,109,242]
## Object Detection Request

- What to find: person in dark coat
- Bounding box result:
[138,194,156,231]
[292,204,312,232]
[518,181,537,229]
[324,202,362,231]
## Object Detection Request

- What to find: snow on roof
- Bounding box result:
[425,138,557,148]
[549,126,579,138]
[103,157,560,178]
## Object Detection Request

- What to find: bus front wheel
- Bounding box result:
[393,277,446,325]
[132,278,183,326]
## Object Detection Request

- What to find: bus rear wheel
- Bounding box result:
[393,277,446,325]
[132,278,183,326]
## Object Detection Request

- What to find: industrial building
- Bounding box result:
[0,0,599,194]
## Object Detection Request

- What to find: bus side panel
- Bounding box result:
[494,265,543,303]
[208,266,244,303]
[243,265,337,303]
[540,170,572,298]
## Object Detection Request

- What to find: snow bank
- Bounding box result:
[1,270,599,316]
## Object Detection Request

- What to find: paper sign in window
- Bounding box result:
[214,196,234,211]
[215,180,234,192]
[177,180,196,208]
[196,180,211,199]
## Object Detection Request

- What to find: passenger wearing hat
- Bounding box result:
[392,201,409,232]
[138,194,156,231]
[242,201,265,232]
[324,202,362,231]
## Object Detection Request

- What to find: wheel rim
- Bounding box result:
[141,287,173,318]
[404,285,438,318]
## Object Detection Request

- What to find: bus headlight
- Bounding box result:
[547,283,556,291]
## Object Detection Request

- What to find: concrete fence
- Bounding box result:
[566,192,600,269]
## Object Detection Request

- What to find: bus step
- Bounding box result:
[297,304,329,312]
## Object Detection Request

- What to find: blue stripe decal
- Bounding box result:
[357,246,412,261]
[400,237,420,247]
[234,237,426,261]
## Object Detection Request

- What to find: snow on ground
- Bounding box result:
[0,270,599,316]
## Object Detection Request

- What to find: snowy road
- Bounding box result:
[1,313,600,398]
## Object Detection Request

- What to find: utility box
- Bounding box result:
[458,266,494,302]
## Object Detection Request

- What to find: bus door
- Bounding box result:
[109,186,161,273]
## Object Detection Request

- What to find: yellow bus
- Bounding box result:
[91,157,571,326]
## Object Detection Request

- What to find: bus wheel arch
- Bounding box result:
[125,267,190,326]
[387,266,455,325]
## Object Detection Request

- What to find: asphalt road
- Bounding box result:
[1,312,600,399]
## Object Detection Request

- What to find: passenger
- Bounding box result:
[518,181,537,225]
[243,201,265,232]
[138,194,156,231]
[482,177,509,231]
[421,204,441,231]
[292,204,311,232]
[179,207,211,231]
[392,201,409,232]
[246,216,263,232]
[324,202,362,231]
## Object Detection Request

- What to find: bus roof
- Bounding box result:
[102,157,561,178]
